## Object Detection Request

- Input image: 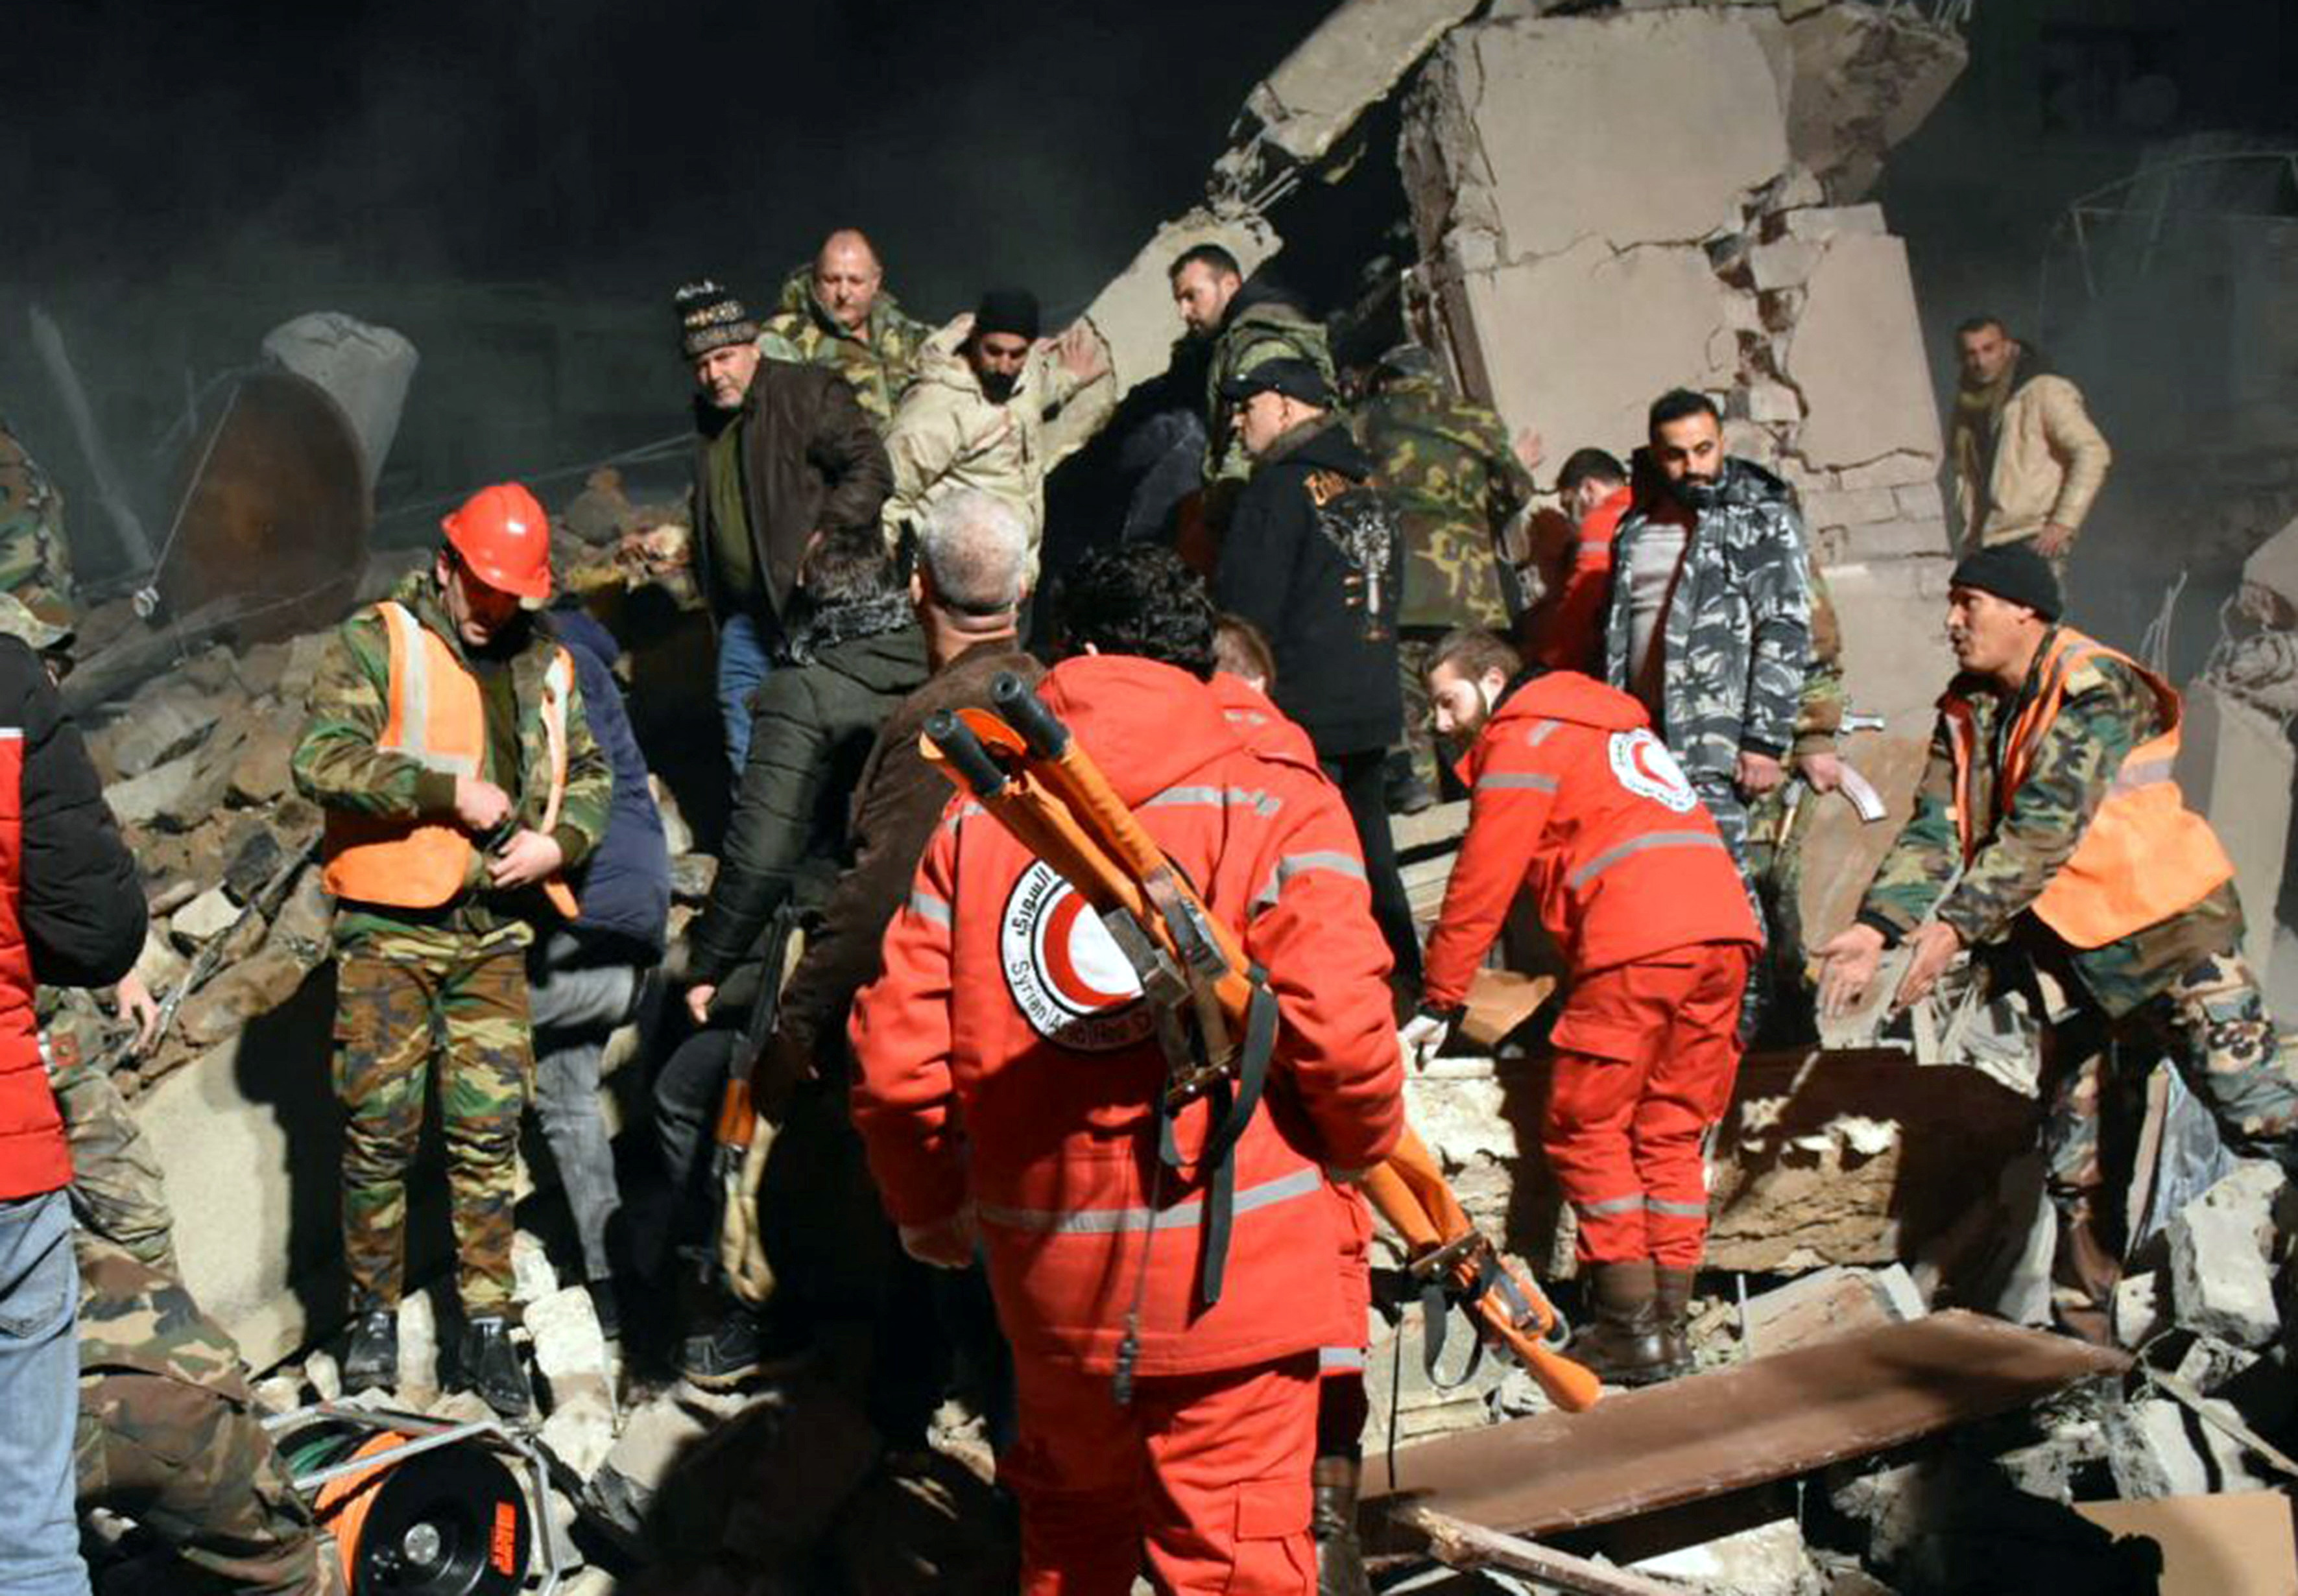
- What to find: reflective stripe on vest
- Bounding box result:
[1942,628,2233,949]
[974,1164,1323,1237]
[322,601,579,917]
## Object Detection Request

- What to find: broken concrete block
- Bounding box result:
[226,726,296,807]
[1785,232,1941,468]
[261,312,418,492]
[1783,203,1886,241]
[398,1289,440,1394]
[527,1284,610,1396]
[540,1386,617,1483]
[305,1349,342,1401]
[250,1372,304,1416]
[173,947,310,1049]
[2113,1271,2164,1348]
[1631,1516,1816,1595]
[2173,683,2292,983]
[1431,9,1788,261]
[167,886,241,949]
[512,1230,559,1306]
[2169,1200,2279,1348]
[130,925,189,998]
[1782,3,1967,198]
[2175,1335,2264,1395]
[2105,1396,2271,1497]
[1749,236,1827,291]
[1742,1264,1921,1356]
[1802,486,1901,527]
[1228,0,1481,169]
[1741,379,1803,424]
[102,691,213,780]
[108,752,205,831]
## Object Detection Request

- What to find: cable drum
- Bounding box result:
[276,1417,531,1596]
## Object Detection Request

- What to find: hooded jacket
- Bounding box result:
[1601,456,1813,783]
[1213,418,1404,758]
[881,316,1092,554]
[688,364,892,630]
[0,637,144,1201]
[849,654,1403,1376]
[1423,671,1759,1012]
[686,602,929,985]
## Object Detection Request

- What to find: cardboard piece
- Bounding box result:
[2072,1491,2297,1596]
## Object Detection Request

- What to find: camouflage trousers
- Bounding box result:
[1742,781,1814,1045]
[76,1244,329,1596]
[1694,775,1767,1039]
[1398,631,1441,792]
[2039,949,2298,1334]
[334,942,533,1314]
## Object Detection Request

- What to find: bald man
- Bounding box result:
[760,228,937,429]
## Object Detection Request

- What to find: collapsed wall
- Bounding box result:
[1398,0,1965,735]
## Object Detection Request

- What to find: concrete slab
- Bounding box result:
[2173,679,2291,980]
[1786,232,1941,468]
[1458,239,1738,464]
[1433,9,1788,263]
[1817,557,1955,732]
[1237,0,1482,167]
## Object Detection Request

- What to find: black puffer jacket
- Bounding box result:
[1212,417,1404,757]
[686,603,928,985]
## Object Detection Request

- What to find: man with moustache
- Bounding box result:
[1818,545,2298,1343]
[676,279,891,772]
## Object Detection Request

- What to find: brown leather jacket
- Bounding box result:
[690,363,892,626]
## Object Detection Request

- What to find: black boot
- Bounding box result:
[342,1306,398,1393]
[676,1304,812,1391]
[457,1315,533,1420]
[1569,1261,1670,1387]
[1311,1455,1373,1596]
[1653,1266,1698,1380]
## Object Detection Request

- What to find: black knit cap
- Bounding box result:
[673,279,758,360]
[1949,542,2063,621]
[973,289,1041,342]
[1218,356,1332,409]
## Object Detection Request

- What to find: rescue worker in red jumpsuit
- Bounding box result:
[850,546,1404,1594]
[1213,610,1376,1595]
[1402,627,1758,1385]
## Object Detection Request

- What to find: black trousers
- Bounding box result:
[1321,748,1422,992]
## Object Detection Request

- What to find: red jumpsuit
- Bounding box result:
[1523,484,1627,673]
[1422,671,1758,1268]
[852,656,1404,1593]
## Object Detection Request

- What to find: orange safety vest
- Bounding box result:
[322,601,580,919]
[1942,628,2232,949]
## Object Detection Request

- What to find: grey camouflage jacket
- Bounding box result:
[1602,457,1813,783]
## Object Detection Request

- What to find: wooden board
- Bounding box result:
[1367,1311,2127,1537]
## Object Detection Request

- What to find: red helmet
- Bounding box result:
[441,482,553,604]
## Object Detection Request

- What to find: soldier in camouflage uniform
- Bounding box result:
[0,417,80,658]
[1356,344,1535,794]
[1820,545,2298,1342]
[1743,560,1848,1042]
[756,230,935,431]
[1167,244,1335,492]
[46,1006,335,1595]
[1603,395,1812,958]
[293,486,612,1416]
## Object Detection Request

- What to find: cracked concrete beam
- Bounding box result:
[1234,0,1483,169]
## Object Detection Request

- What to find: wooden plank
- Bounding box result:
[1369,1311,2127,1538]
[2073,1492,2298,1596]
[1400,1508,1688,1596]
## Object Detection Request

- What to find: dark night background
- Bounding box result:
[3,0,2297,586]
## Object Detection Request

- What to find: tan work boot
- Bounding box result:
[1570,1260,1671,1387]
[1653,1265,1698,1379]
[1311,1455,1373,1596]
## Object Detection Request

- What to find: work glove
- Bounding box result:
[1398,1007,1455,1072]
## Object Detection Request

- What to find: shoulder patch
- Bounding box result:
[1607,728,1698,813]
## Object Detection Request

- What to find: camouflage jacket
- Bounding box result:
[290,573,613,949]
[1602,458,1813,783]
[0,417,77,639]
[1355,375,1529,629]
[1204,284,1335,484]
[1794,562,1845,757]
[758,268,935,432]
[1858,632,2242,1016]
[49,1011,178,1274]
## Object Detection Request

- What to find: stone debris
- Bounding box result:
[2168,1201,2280,1348]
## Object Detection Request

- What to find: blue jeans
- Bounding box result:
[717,611,778,778]
[528,931,643,1285]
[0,1189,91,1596]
